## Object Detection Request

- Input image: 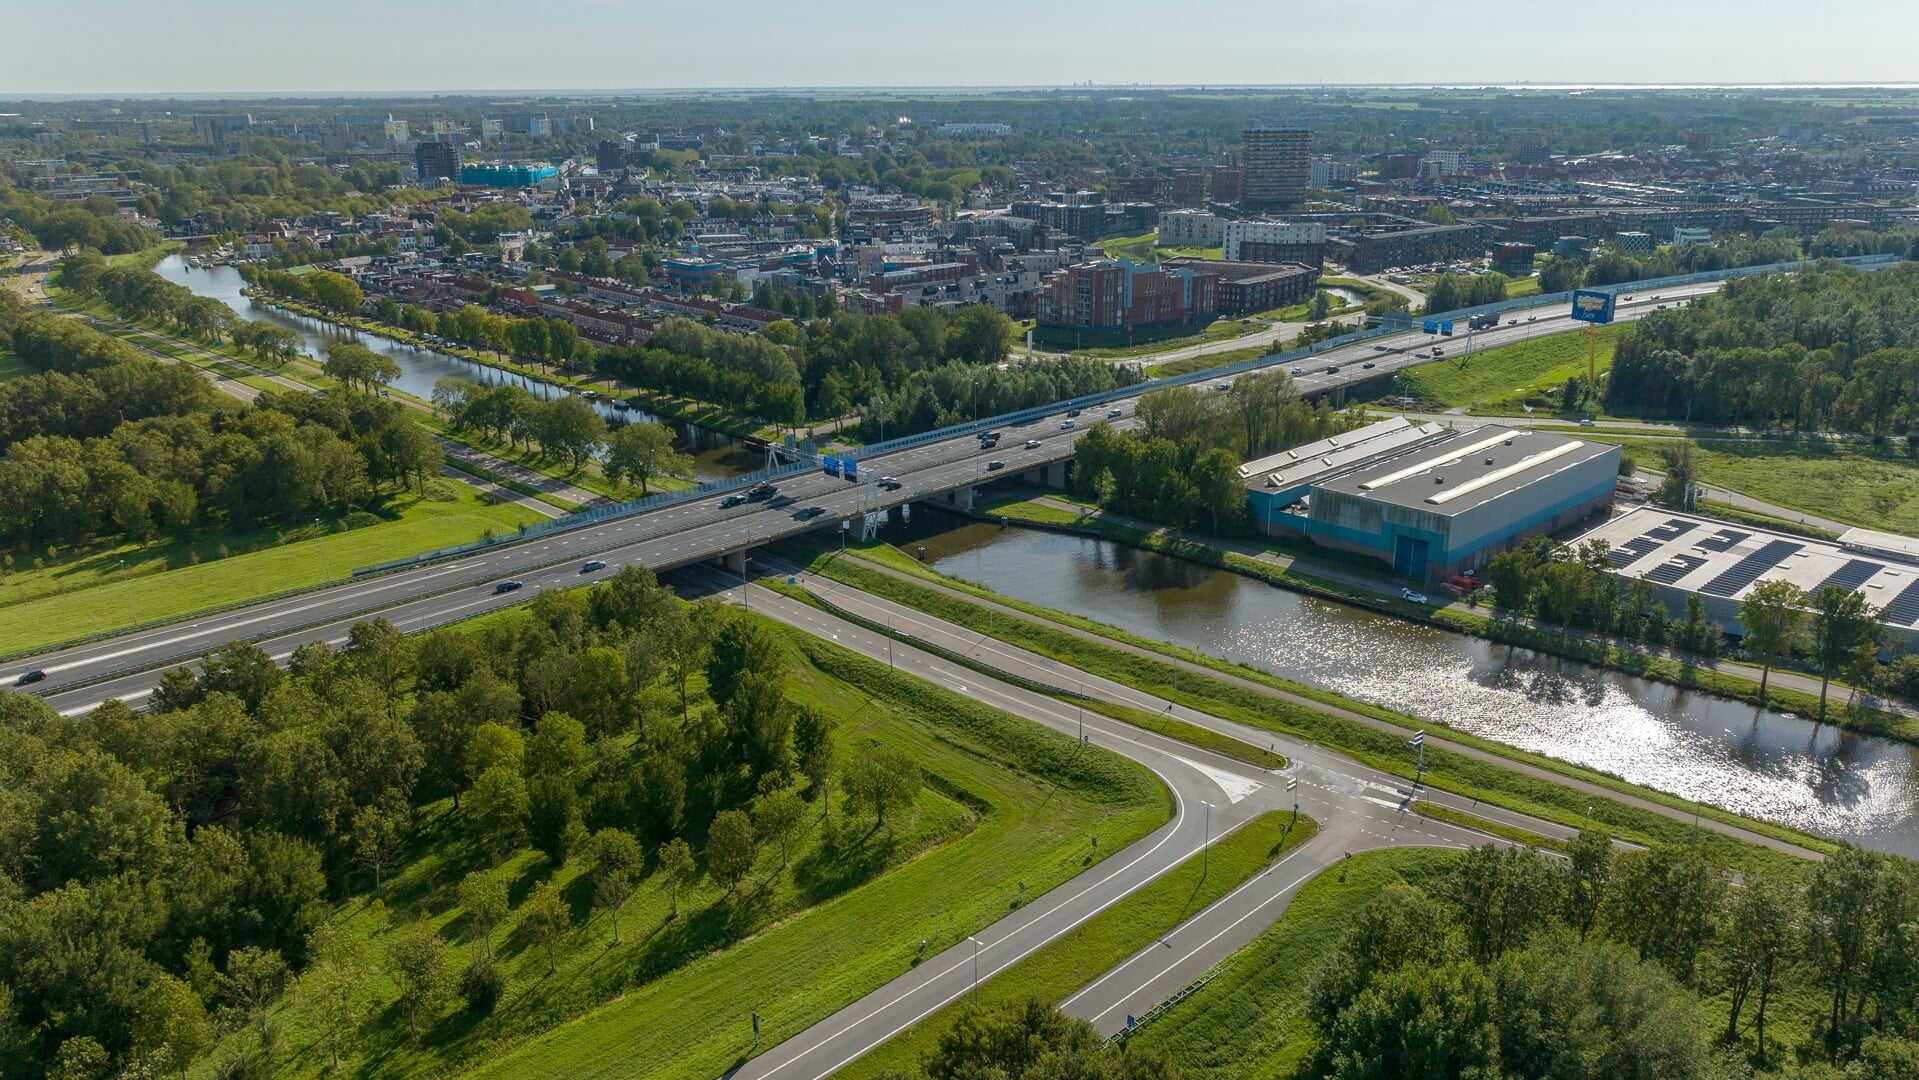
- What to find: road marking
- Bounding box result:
[1167,752,1263,804]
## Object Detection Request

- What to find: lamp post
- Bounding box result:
[1201,800,1214,875]
[315,517,332,582]
[120,558,134,626]
[969,936,982,1003]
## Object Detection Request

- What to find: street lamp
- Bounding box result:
[969,936,982,1003]
[120,558,134,626]
[1201,800,1214,875]
[315,517,332,582]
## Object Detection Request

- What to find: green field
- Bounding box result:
[1390,324,1625,411]
[1126,847,1463,1077]
[1593,434,1919,535]
[0,479,541,654]
[428,631,1168,1080]
[839,812,1319,1079]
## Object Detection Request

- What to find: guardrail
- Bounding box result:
[1101,961,1233,1049]
[356,253,1905,576]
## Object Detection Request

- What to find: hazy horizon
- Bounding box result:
[12,0,1919,97]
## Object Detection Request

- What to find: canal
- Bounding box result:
[878,505,1919,855]
[155,255,757,482]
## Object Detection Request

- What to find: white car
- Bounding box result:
[1401,588,1429,604]
[1060,419,1076,430]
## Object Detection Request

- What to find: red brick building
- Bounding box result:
[1037,259,1218,335]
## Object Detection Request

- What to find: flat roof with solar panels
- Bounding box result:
[1572,507,1919,645]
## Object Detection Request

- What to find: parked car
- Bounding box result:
[494,580,523,594]
[15,670,45,686]
[580,560,607,573]
[1401,588,1429,604]
[1024,439,1042,449]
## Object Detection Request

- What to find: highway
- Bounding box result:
[9,277,1727,706]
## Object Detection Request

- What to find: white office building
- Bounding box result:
[1222,220,1326,261]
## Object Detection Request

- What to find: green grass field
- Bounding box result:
[0,479,541,654]
[1125,847,1462,1078]
[1391,324,1625,411]
[409,629,1171,1080]
[838,812,1320,1079]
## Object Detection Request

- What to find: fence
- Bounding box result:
[356,253,1906,576]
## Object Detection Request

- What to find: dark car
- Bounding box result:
[15,670,45,687]
[1108,408,1124,418]
[494,580,523,594]
[580,560,607,573]
[747,483,778,500]
[720,493,747,508]
[1067,408,1082,418]
[986,459,1005,471]
[800,505,827,519]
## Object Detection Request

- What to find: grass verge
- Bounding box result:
[1124,847,1462,1078]
[1387,323,1624,412]
[1411,801,1567,853]
[835,812,1320,1079]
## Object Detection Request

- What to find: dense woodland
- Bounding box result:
[0,286,441,549]
[1608,264,1919,433]
[0,566,894,1078]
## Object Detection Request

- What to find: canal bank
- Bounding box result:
[855,504,1919,855]
[155,256,759,483]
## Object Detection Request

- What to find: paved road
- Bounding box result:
[664,566,1496,1079]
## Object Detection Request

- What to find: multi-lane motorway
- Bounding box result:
[13,280,1727,711]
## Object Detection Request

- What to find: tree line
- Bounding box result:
[1070,373,1346,532]
[1607,263,1919,434]
[0,565,912,1077]
[1301,837,1919,1079]
[431,374,692,487]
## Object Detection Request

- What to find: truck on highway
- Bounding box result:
[1468,313,1499,331]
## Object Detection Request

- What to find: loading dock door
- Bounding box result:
[1393,535,1429,578]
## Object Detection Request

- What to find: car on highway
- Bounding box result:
[1401,588,1429,604]
[799,505,827,519]
[986,459,1005,471]
[1060,418,1076,430]
[580,560,607,573]
[1362,362,1375,369]
[877,475,898,485]
[747,482,778,500]
[15,670,45,687]
[1655,304,1667,310]
[1526,315,1537,322]
[1580,418,1596,426]
[1623,295,1634,301]
[1650,294,1661,300]
[1024,439,1042,449]
[720,493,747,508]
[1108,408,1124,418]
[494,580,523,594]
[1289,367,1302,375]
[1325,365,1340,374]
[1431,346,1445,357]
[1067,408,1081,418]
[879,478,903,491]
[1507,319,1518,325]
[1215,382,1231,392]
[1373,344,1391,351]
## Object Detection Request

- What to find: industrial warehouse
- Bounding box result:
[1571,508,1919,650]
[1242,418,1621,578]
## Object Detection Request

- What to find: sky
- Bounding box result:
[8,0,1919,97]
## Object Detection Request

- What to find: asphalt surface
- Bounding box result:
[674,565,1502,1079]
[15,279,1728,704]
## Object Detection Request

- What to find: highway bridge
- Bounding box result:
[7,255,1901,713]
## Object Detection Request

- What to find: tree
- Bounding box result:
[1317,961,1499,1080]
[385,918,451,1041]
[467,766,530,853]
[302,923,370,1073]
[793,706,837,814]
[322,341,399,394]
[1720,872,1799,1058]
[1563,828,1612,942]
[519,880,572,974]
[921,996,1180,1080]
[458,868,510,959]
[534,394,607,470]
[1740,579,1808,709]
[752,789,807,868]
[706,809,759,897]
[1656,443,1698,512]
[350,805,405,892]
[603,420,693,494]
[1809,585,1882,721]
[1446,844,1563,967]
[1605,845,1726,984]
[842,744,922,828]
[218,946,287,1044]
[130,973,213,1077]
[657,837,696,917]
[587,828,644,944]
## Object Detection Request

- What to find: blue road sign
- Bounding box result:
[843,458,858,480]
[1440,321,1454,336]
[821,455,842,476]
[1570,289,1616,325]
[1422,320,1439,334]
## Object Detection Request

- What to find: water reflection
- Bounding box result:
[154,255,750,481]
[878,506,1919,854]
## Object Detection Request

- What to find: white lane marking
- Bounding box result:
[1168,752,1263,805]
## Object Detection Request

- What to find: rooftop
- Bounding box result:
[1576,507,1919,630]
[1313,425,1617,518]
[1239,416,1450,494]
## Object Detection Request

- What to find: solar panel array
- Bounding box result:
[1814,559,1881,597]
[1645,519,1698,543]
[1647,553,1708,584]
[1882,578,1919,627]
[1699,539,1803,597]
[1696,529,1752,553]
[1607,536,1664,568]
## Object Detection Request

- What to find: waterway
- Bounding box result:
[154,256,756,481]
[877,506,1919,855]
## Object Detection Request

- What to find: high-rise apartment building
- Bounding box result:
[415,140,462,184]
[1240,127,1311,208]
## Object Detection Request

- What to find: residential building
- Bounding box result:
[1309,157,1359,187]
[1490,242,1537,277]
[1613,230,1655,254]
[1157,209,1224,247]
[1241,127,1312,208]
[1331,220,1494,274]
[1222,220,1326,264]
[1156,258,1318,316]
[458,162,558,188]
[1209,167,1242,204]
[1036,259,1218,335]
[415,140,461,184]
[1671,226,1713,247]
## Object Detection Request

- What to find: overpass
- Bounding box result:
[8,254,1902,712]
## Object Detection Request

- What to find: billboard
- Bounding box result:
[1570,289,1615,325]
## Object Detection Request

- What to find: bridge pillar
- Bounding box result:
[1045,460,1069,489]
[946,486,975,511]
[721,549,748,577]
